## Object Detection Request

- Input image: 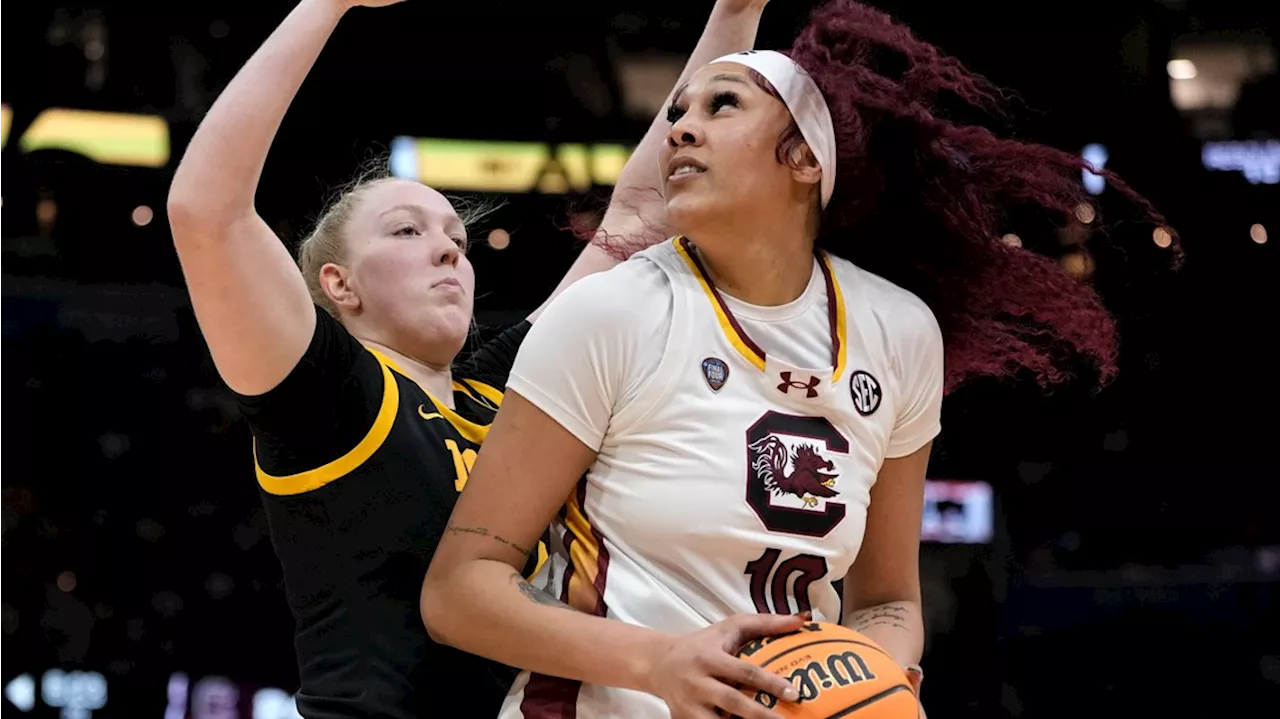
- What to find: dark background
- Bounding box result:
[3,1,1278,716]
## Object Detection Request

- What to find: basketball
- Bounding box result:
[728,622,918,718]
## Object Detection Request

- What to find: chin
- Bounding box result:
[664,194,720,239]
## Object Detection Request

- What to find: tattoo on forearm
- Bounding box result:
[508,571,579,612]
[444,524,533,557]
[848,601,912,633]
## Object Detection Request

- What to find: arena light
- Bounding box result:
[18,108,169,167]
[1166,58,1197,80]
[1081,143,1108,195]
[390,136,632,193]
[487,228,510,250]
[1,103,10,149]
[1201,140,1280,185]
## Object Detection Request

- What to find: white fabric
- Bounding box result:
[711,50,837,207]
[719,256,834,369]
[501,240,942,718]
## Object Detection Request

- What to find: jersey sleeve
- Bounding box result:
[505,264,669,452]
[885,302,945,459]
[453,320,532,392]
[233,306,385,476]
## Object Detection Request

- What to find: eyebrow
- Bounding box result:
[381,204,465,234]
[379,204,424,219]
[671,73,751,107]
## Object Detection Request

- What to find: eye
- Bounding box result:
[710,91,740,113]
[666,104,686,124]
[451,236,468,251]
[393,224,419,236]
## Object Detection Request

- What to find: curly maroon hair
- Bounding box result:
[776,0,1177,392]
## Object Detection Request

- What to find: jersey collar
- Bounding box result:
[673,237,848,382]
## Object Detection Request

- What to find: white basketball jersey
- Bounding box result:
[502,239,923,719]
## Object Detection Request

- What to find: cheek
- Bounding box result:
[459,258,477,293]
[355,245,418,291]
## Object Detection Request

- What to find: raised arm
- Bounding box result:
[167,0,400,395]
[528,0,769,322]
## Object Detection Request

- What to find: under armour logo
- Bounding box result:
[777,371,820,398]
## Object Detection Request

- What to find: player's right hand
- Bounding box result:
[645,613,805,719]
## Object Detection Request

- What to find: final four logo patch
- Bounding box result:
[701,357,729,392]
[849,370,882,416]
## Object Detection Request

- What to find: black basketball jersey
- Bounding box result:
[235,307,543,719]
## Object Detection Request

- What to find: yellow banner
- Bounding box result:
[18,108,169,168]
[393,137,634,193]
[1,104,10,149]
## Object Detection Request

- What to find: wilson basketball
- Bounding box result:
[728,622,918,718]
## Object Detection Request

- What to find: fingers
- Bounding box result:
[704,679,784,719]
[725,611,807,643]
[709,653,798,703]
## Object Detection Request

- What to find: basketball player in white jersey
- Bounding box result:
[422,43,937,719]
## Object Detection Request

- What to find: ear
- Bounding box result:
[789,142,823,188]
[320,262,361,312]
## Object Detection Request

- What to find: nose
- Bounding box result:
[666,115,704,149]
[435,239,460,268]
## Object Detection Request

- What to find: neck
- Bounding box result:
[686,212,816,306]
[361,339,456,409]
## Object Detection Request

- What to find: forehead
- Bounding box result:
[359,179,460,223]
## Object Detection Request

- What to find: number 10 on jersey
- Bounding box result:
[744,548,829,615]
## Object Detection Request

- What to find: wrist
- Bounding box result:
[714,0,769,15]
[629,630,676,695]
[323,0,355,15]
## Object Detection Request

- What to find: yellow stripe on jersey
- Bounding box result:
[369,349,491,445]
[255,352,400,496]
[672,238,766,371]
[460,378,504,409]
[561,487,605,613]
[528,540,549,582]
[821,252,850,383]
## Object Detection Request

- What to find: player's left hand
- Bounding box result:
[905,665,924,718]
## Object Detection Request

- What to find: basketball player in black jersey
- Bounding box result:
[166,0,772,716]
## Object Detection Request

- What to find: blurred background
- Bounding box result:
[2,0,1278,716]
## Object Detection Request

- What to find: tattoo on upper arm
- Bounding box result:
[444,523,533,557]
[848,600,912,633]
[508,571,579,612]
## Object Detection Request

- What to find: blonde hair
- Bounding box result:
[297,159,500,319]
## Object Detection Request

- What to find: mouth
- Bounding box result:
[432,277,462,290]
[816,465,836,478]
[666,156,707,183]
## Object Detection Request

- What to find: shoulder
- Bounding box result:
[829,255,940,348]
[533,252,673,340]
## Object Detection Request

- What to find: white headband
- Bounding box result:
[710,50,837,207]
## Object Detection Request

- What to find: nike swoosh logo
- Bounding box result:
[417,405,443,421]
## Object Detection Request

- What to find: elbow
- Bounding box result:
[166,188,221,237]
[165,190,254,248]
[419,574,458,648]
[165,187,212,242]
